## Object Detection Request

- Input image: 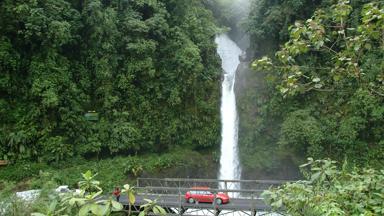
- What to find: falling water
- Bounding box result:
[215,34,242,191]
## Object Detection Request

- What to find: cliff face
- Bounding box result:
[234,33,300,179]
[235,60,301,179]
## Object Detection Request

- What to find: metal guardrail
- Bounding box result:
[133,186,265,214]
[137,178,289,186]
[130,178,290,215]
[135,186,264,195]
[137,178,288,192]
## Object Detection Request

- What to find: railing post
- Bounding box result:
[251,192,256,216]
[213,192,217,216]
[179,188,182,216]
[251,210,257,216]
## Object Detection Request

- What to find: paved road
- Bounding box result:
[119,194,271,211]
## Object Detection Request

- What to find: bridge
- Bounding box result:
[119,178,288,216]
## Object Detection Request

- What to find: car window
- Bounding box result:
[189,189,211,195]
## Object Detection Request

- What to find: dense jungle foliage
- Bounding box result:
[240,0,384,171]
[1,0,384,215]
[263,158,384,215]
[0,0,222,163]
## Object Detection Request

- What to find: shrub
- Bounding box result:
[0,163,50,182]
[263,158,384,215]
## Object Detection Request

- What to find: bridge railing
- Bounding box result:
[137,178,288,191]
[135,186,265,197]
[133,186,274,213]
[128,179,292,214]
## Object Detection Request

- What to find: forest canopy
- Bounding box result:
[251,0,384,167]
[0,0,222,163]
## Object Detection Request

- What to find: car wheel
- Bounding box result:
[188,198,195,204]
[215,198,223,205]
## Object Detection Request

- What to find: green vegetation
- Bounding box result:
[138,199,166,216]
[246,1,384,213]
[263,158,384,215]
[0,0,221,163]
[247,0,322,55]
[0,149,213,191]
[0,181,49,216]
[1,170,165,216]
[240,0,384,173]
[52,170,124,216]
[1,0,384,215]
[252,0,384,166]
[236,0,323,173]
[122,184,135,216]
[229,0,384,214]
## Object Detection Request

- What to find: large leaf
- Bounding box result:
[154,205,167,215]
[111,200,123,211]
[123,184,131,191]
[79,204,93,216]
[79,204,103,216]
[69,197,86,206]
[129,192,136,204]
[82,170,93,180]
[99,204,110,216]
[48,199,58,211]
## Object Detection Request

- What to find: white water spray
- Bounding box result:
[215,34,242,190]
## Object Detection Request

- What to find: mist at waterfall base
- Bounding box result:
[215,34,242,192]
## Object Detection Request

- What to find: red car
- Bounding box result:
[185,187,230,205]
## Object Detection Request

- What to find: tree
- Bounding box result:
[252,0,384,166]
[0,0,222,162]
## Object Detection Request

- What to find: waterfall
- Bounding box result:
[215,34,242,191]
